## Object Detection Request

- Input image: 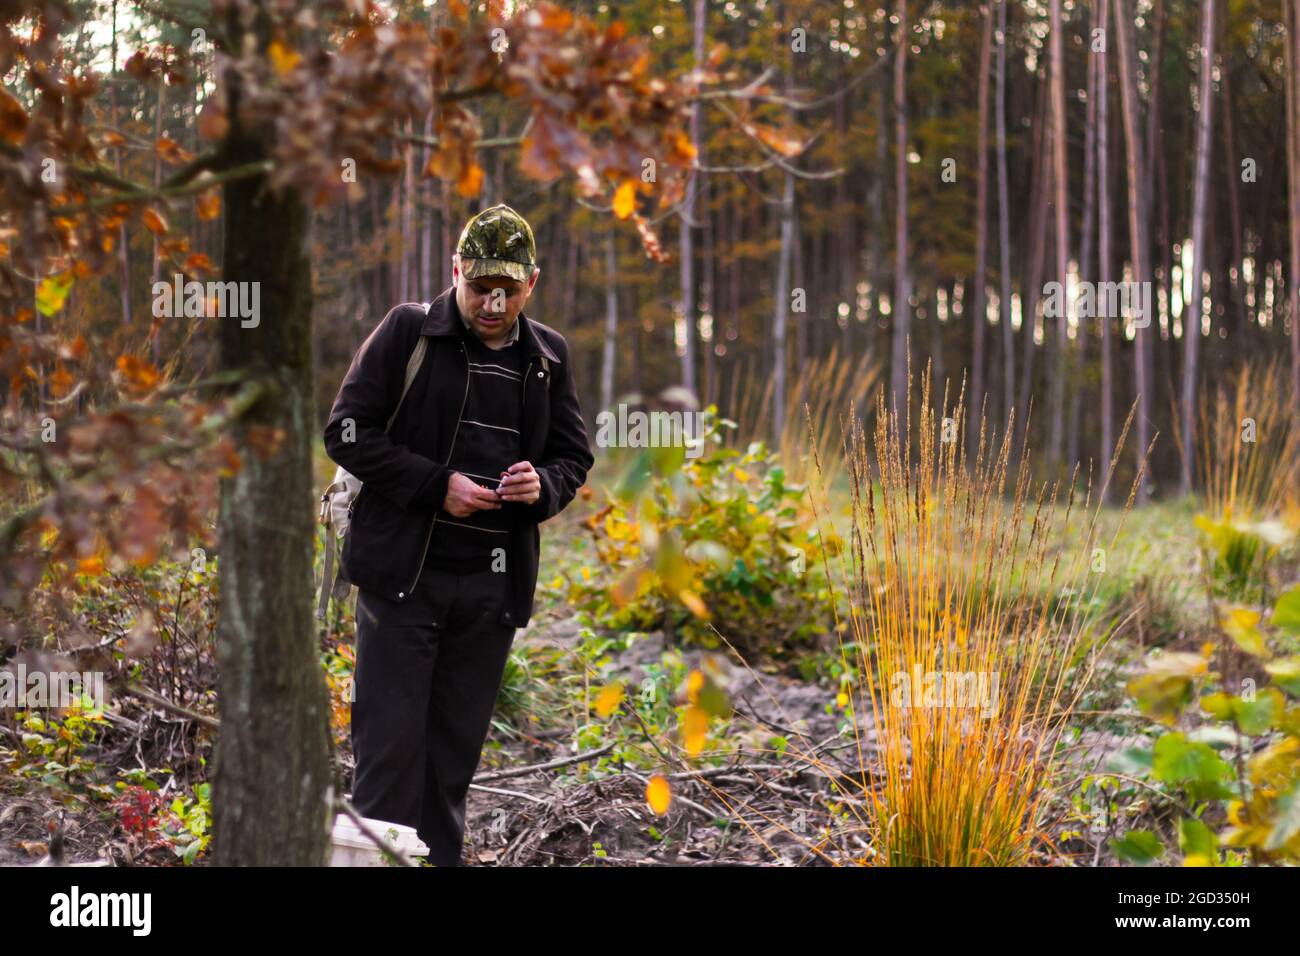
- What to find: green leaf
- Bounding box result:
[1178,817,1219,866]
[1200,688,1283,736]
[1273,586,1300,635]
[1106,746,1154,776]
[1264,782,1300,852]
[1264,657,1300,696]
[1152,733,1235,801]
[1110,829,1164,865]
[35,271,74,316]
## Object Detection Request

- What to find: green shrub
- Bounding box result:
[565,407,836,663]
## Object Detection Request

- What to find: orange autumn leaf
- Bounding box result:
[196,192,221,221]
[0,88,29,144]
[752,123,803,157]
[197,101,228,141]
[645,774,672,815]
[115,354,161,394]
[49,363,75,397]
[595,682,625,718]
[678,588,710,619]
[681,704,709,756]
[456,161,484,198]
[60,335,88,361]
[667,129,697,164]
[76,556,104,576]
[141,208,168,236]
[184,252,217,274]
[612,180,636,220]
[268,41,301,76]
[686,669,705,704]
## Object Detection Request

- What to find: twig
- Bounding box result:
[472,743,615,782]
[333,795,417,867]
[118,682,219,731]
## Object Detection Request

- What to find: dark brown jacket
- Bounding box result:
[323,286,594,627]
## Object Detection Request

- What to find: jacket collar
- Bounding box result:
[421,285,560,364]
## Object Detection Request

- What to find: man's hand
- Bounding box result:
[443,471,503,517]
[497,461,541,504]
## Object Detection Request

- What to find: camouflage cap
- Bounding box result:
[455,203,537,282]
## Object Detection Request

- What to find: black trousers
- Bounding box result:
[349,566,516,867]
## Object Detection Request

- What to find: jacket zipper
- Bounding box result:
[399,338,470,600]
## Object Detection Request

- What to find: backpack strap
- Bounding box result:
[385,335,428,432]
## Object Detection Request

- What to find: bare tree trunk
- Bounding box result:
[678,0,706,399]
[702,178,717,407]
[400,118,414,302]
[150,80,168,364]
[1017,74,1051,452]
[772,168,795,443]
[995,0,1014,435]
[110,0,130,328]
[970,2,993,452]
[1070,0,1100,473]
[1180,0,1216,494]
[1218,3,1246,336]
[212,7,332,866]
[868,77,887,363]
[1114,0,1154,501]
[891,0,912,415]
[1097,0,1116,496]
[601,226,618,413]
[1047,0,1071,475]
[836,54,856,365]
[421,113,434,297]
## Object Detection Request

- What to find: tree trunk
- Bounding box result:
[110,0,131,328]
[211,14,332,866]
[1046,0,1071,476]
[1218,5,1246,336]
[1114,0,1154,501]
[1180,0,1216,494]
[1017,73,1051,454]
[678,0,706,399]
[151,79,168,364]
[1097,0,1115,497]
[995,0,1014,437]
[1070,0,1100,474]
[970,2,993,453]
[601,226,618,413]
[772,167,795,444]
[891,0,912,416]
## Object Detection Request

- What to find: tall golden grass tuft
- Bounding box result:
[799,366,1146,865]
[1195,358,1300,521]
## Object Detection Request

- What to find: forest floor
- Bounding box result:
[0,464,1245,867]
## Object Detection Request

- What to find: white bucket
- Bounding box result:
[330,813,430,867]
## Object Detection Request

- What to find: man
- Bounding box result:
[323,204,594,866]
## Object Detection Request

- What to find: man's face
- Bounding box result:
[452,256,539,346]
